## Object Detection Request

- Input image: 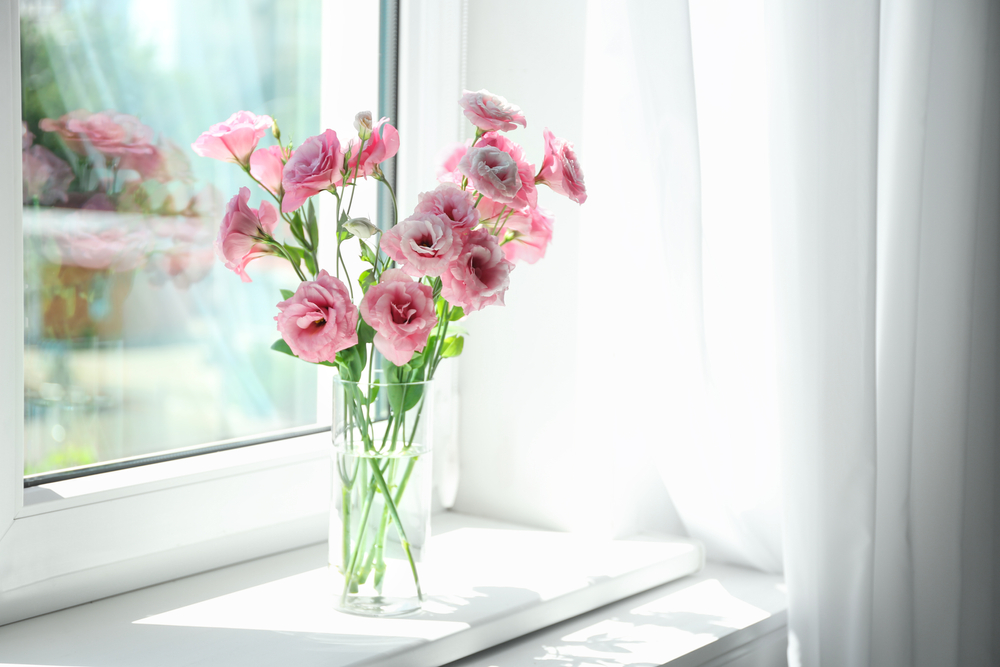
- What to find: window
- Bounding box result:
[0,0,397,625]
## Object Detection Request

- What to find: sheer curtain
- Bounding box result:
[589,0,1000,665]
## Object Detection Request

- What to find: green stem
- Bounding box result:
[367,457,423,601]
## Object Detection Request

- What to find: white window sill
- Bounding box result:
[0,511,724,666]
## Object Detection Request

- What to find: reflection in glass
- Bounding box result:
[20,0,325,475]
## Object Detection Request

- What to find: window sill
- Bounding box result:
[0,511,709,666]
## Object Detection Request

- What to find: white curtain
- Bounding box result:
[587,0,1000,665]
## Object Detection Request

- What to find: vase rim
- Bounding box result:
[333,370,434,388]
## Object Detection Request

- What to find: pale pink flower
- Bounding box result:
[146,138,194,183]
[359,269,437,366]
[459,90,527,132]
[413,184,480,231]
[22,145,74,205]
[344,117,399,182]
[458,145,521,206]
[249,145,286,197]
[381,214,462,278]
[281,129,345,213]
[275,270,358,363]
[499,206,554,265]
[53,225,154,272]
[214,186,279,282]
[537,128,587,204]
[477,132,536,212]
[436,142,468,184]
[40,110,98,155]
[191,110,274,166]
[440,227,513,312]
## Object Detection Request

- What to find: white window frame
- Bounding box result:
[0,0,465,626]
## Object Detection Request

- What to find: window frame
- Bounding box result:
[0,0,455,626]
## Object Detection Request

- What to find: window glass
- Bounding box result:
[20,0,325,476]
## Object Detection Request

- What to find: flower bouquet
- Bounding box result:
[193,90,586,616]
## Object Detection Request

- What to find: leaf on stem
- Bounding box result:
[306,199,319,249]
[357,317,376,345]
[280,288,295,301]
[449,306,465,321]
[359,240,378,266]
[440,336,464,358]
[358,269,376,293]
[336,344,367,381]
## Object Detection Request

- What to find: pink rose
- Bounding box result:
[281,129,345,213]
[458,145,522,205]
[459,90,527,132]
[359,269,437,366]
[191,110,274,166]
[344,117,399,182]
[381,214,462,278]
[498,206,554,265]
[214,186,279,282]
[275,270,359,364]
[413,184,480,231]
[537,128,587,204]
[440,227,513,312]
[250,145,286,197]
[476,132,536,212]
[22,145,74,205]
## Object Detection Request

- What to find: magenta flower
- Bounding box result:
[413,184,480,231]
[440,227,513,312]
[275,270,358,364]
[250,145,287,198]
[476,132,536,212]
[359,269,438,366]
[537,128,587,204]
[458,145,522,206]
[381,213,462,278]
[281,130,345,213]
[499,206,554,265]
[345,117,399,182]
[191,111,274,166]
[214,187,279,282]
[459,89,527,132]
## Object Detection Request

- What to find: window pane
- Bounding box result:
[20,0,326,475]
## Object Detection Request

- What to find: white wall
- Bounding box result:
[452,0,685,539]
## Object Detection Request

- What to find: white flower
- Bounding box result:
[354,111,373,141]
[344,217,380,240]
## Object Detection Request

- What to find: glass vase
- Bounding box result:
[330,371,433,617]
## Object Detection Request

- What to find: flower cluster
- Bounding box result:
[193,89,586,376]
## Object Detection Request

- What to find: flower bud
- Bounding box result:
[271,118,281,142]
[354,111,373,141]
[343,216,379,240]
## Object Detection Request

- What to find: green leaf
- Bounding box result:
[289,212,307,247]
[336,344,367,382]
[337,229,351,243]
[357,317,376,345]
[271,338,295,357]
[280,289,295,301]
[305,199,319,249]
[449,306,465,321]
[440,335,465,358]
[384,362,425,414]
[431,276,443,300]
[358,269,376,293]
[367,381,380,405]
[359,240,377,265]
[303,252,318,276]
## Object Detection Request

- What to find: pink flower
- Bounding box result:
[459,90,527,132]
[498,206,554,265]
[275,270,359,364]
[191,111,274,166]
[458,145,522,205]
[40,110,98,155]
[22,122,33,150]
[476,132,536,212]
[53,225,154,272]
[344,118,399,182]
[281,129,345,213]
[22,145,74,205]
[537,128,587,204]
[359,269,437,366]
[214,187,279,282]
[440,227,513,312]
[436,142,467,184]
[250,145,286,197]
[381,214,462,278]
[413,184,480,231]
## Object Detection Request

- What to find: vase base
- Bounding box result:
[336,595,421,617]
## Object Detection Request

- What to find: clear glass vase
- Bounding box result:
[330,371,433,617]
